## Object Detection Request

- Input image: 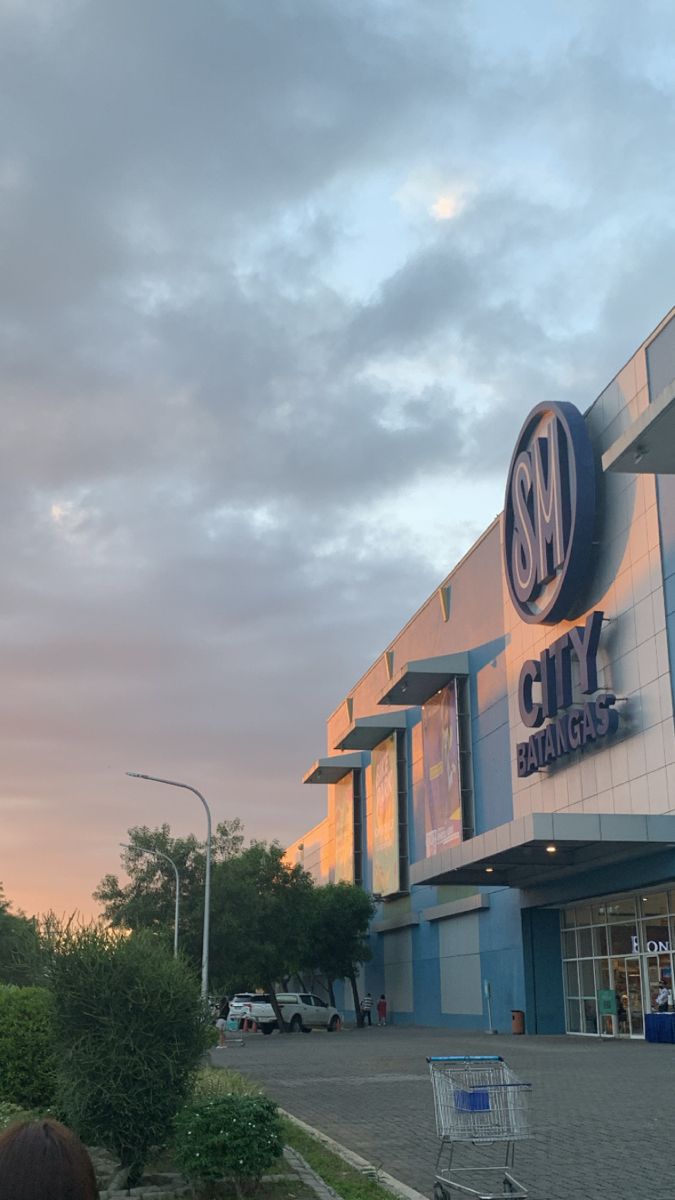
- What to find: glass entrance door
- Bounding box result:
[611,957,644,1037]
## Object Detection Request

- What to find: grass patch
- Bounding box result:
[282,1119,398,1200]
[201,1068,398,1200]
[193,1065,263,1099]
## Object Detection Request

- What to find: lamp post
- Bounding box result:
[119,842,181,958]
[126,772,212,998]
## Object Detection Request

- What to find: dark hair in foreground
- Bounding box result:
[0,1119,99,1200]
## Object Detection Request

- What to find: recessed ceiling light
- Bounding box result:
[546,845,557,854]
[485,866,494,874]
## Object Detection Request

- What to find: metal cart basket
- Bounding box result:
[427,1056,531,1200]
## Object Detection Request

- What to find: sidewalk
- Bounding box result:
[212,1025,675,1200]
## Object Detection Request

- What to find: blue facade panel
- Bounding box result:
[472,701,512,835]
[479,889,527,1032]
[522,908,566,1035]
[411,914,441,1027]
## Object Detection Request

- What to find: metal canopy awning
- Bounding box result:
[334,712,409,751]
[409,812,675,889]
[602,384,675,474]
[378,652,469,707]
[302,753,367,785]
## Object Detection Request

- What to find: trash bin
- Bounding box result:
[511,1009,525,1035]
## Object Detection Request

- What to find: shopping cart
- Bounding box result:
[427,1056,531,1200]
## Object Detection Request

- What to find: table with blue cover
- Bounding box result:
[644,1013,675,1043]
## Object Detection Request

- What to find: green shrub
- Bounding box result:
[47,924,208,1185]
[0,985,56,1108]
[0,1101,32,1131]
[174,1093,283,1193]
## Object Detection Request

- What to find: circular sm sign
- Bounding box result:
[503,401,596,624]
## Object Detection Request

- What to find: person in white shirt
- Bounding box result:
[360,992,373,1026]
[655,982,670,1012]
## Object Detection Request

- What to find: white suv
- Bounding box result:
[276,992,342,1033]
[228,991,341,1034]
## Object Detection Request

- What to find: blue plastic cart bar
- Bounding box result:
[426,1055,504,1063]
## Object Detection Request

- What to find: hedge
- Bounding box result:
[0,985,57,1108]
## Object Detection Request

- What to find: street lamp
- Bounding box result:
[126,772,212,998]
[119,842,181,958]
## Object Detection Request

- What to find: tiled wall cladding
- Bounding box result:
[504,340,675,823]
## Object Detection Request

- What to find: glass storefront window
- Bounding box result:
[577,927,593,957]
[564,960,579,997]
[596,959,611,991]
[645,955,673,1009]
[561,888,675,1038]
[593,926,608,956]
[608,924,636,956]
[582,998,598,1034]
[642,920,671,953]
[567,998,581,1033]
[641,893,668,917]
[562,929,576,959]
[579,959,595,996]
[605,898,637,922]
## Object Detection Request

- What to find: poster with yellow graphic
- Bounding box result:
[334,774,354,883]
[422,682,462,857]
[371,734,399,895]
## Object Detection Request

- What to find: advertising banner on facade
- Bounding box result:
[422,682,462,858]
[371,734,399,896]
[334,774,354,884]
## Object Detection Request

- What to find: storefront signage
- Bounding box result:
[504,401,596,624]
[516,609,619,776]
[631,934,671,953]
[597,989,617,1016]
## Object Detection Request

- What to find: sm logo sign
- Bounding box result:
[503,402,596,624]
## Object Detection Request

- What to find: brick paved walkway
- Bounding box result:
[212,1026,675,1200]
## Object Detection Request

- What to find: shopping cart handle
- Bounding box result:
[426,1055,504,1063]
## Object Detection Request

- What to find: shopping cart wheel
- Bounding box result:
[433,1182,448,1200]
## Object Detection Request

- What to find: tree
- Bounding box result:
[93,820,244,973]
[46,922,207,1187]
[209,842,315,1029]
[307,883,376,1020]
[0,884,43,986]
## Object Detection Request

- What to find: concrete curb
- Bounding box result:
[281,1109,430,1200]
[284,1146,344,1200]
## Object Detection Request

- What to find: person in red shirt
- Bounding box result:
[377,994,387,1026]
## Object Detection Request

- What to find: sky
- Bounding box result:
[2,0,675,919]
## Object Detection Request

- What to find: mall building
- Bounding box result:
[286,308,675,1038]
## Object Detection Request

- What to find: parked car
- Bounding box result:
[227,991,342,1034]
[227,993,272,1030]
[276,992,342,1033]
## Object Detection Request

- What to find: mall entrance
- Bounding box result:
[561,888,675,1037]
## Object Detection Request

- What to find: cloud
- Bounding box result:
[1,0,675,915]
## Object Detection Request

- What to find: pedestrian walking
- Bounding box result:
[377,993,387,1026]
[215,995,230,1047]
[360,992,373,1026]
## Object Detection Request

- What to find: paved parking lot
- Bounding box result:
[211,1025,675,1200]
